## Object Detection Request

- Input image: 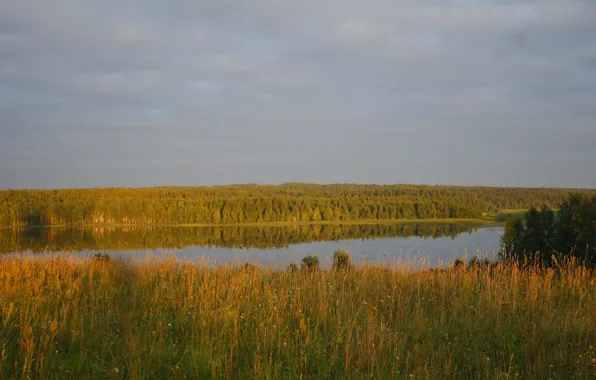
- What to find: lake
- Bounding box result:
[0,222,504,268]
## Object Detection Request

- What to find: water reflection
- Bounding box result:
[167,226,504,269]
[0,223,485,254]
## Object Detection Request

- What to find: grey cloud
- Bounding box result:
[1,0,595,188]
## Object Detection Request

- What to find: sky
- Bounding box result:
[1,0,595,189]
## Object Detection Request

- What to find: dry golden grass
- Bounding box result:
[0,254,595,379]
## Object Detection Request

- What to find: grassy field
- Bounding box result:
[0,255,595,379]
[481,210,527,223]
[487,209,564,225]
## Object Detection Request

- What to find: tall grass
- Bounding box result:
[0,255,595,379]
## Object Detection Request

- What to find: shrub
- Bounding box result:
[92,253,111,262]
[468,256,491,268]
[469,256,482,267]
[301,255,320,271]
[452,258,465,269]
[332,249,352,271]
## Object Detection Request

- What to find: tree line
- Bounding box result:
[0,223,480,253]
[501,193,596,266]
[1,183,595,227]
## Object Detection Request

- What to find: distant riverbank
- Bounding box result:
[1,184,582,229]
[0,215,509,230]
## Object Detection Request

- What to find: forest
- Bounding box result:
[2,183,595,227]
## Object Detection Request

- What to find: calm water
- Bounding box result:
[0,223,504,268]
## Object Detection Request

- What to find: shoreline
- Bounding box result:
[0,217,499,230]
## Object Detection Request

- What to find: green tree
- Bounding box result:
[501,218,524,261]
[555,194,596,264]
[501,194,596,267]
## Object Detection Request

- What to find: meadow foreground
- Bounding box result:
[0,255,595,379]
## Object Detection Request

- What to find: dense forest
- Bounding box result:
[1,184,595,227]
[0,223,480,253]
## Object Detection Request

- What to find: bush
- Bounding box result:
[468,256,491,268]
[92,253,111,262]
[333,249,352,271]
[301,255,320,271]
[451,258,465,269]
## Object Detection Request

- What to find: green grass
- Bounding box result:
[488,209,563,223]
[485,209,527,223]
[1,255,595,379]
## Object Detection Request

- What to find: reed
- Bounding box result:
[0,254,595,379]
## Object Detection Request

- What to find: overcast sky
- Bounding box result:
[1,0,595,189]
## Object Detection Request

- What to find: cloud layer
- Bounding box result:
[1,0,595,188]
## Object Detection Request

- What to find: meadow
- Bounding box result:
[0,254,595,379]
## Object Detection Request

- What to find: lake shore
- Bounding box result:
[0,215,510,230]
